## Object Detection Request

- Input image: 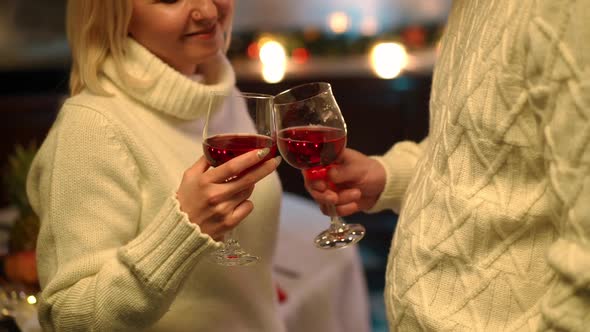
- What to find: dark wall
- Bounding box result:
[0,68,69,207]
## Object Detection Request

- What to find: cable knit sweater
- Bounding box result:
[371,1,590,331]
[27,39,284,331]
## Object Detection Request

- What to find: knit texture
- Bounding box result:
[27,38,284,331]
[373,1,590,331]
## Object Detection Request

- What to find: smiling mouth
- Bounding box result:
[185,25,217,39]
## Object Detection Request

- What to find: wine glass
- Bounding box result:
[273,82,365,249]
[202,91,276,266]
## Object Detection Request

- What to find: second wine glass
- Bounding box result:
[202,91,276,265]
[274,82,365,249]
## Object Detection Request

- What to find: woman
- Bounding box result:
[27,0,284,331]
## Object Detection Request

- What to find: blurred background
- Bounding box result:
[0,0,451,331]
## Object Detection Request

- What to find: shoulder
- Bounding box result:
[62,89,126,122]
[46,89,138,153]
[56,86,147,138]
[34,91,141,180]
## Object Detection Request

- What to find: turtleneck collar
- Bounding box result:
[101,38,236,120]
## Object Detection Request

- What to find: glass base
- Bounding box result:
[209,244,259,266]
[314,223,366,249]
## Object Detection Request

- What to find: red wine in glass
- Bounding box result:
[204,134,276,167]
[277,126,346,170]
[274,82,365,249]
[203,92,276,266]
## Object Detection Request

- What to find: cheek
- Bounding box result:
[130,6,187,39]
[129,22,178,51]
[129,18,184,64]
[215,0,234,19]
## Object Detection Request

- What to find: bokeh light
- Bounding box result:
[258,39,287,83]
[360,16,379,36]
[27,295,37,305]
[369,42,408,79]
[327,12,350,34]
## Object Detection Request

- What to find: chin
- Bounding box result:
[191,49,224,65]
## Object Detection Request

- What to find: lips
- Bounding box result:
[185,25,217,40]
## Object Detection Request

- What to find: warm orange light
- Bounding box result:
[247,42,259,59]
[403,26,427,48]
[292,48,310,64]
[327,12,350,34]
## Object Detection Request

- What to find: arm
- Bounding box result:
[531,2,590,329]
[540,75,590,330]
[27,106,216,331]
[367,137,428,214]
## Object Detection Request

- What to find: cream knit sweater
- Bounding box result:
[27,39,284,331]
[371,1,590,331]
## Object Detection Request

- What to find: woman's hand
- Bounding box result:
[176,148,280,241]
[303,148,386,216]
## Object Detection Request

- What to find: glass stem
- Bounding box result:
[224,228,239,248]
[327,203,347,234]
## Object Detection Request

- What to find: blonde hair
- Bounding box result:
[67,0,133,96]
[66,0,234,96]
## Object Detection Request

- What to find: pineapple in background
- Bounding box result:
[2,142,39,287]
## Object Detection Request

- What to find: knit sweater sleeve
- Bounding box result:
[365,138,428,214]
[528,2,590,330]
[27,105,217,331]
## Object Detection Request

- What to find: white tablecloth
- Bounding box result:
[274,193,371,332]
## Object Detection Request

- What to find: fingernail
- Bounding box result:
[274,156,282,165]
[257,148,270,159]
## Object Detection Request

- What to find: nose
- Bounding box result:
[190,0,218,22]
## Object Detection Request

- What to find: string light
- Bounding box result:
[258,39,287,83]
[327,12,350,34]
[369,42,408,79]
[27,295,37,305]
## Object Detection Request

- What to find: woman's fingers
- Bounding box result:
[202,186,255,238]
[206,156,279,206]
[178,150,279,240]
[193,155,212,173]
[201,152,279,206]
[228,156,281,192]
[226,200,254,227]
[210,185,255,220]
[182,156,211,183]
[210,198,255,233]
[207,148,274,183]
